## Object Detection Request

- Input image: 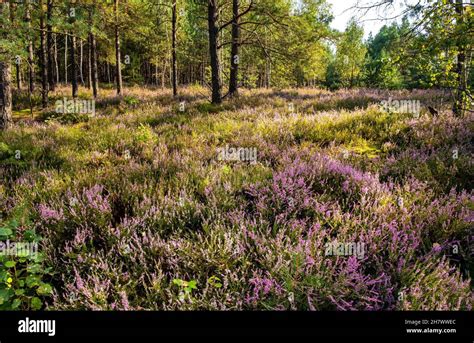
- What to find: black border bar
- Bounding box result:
[0,311,472,340]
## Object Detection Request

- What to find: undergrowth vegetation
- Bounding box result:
[1,86,472,310]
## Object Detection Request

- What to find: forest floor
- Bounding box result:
[0,86,473,310]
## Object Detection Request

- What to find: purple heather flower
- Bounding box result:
[38,204,64,222]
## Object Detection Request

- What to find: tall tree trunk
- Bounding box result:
[9,2,21,91]
[114,0,123,96]
[64,34,68,84]
[71,34,78,98]
[54,33,59,84]
[39,0,49,108]
[161,58,166,89]
[26,1,35,94]
[169,54,172,88]
[264,26,270,88]
[87,35,92,89]
[208,0,222,104]
[1,3,12,129]
[79,39,84,85]
[47,0,55,92]
[201,55,205,86]
[229,0,240,97]
[90,32,99,98]
[453,0,467,117]
[190,64,193,84]
[350,66,354,89]
[15,63,21,90]
[171,1,178,97]
[0,62,12,130]
[266,57,271,88]
[148,61,152,85]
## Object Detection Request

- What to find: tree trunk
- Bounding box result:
[64,34,68,83]
[229,0,240,97]
[267,57,271,88]
[114,0,123,96]
[201,56,205,85]
[453,0,467,117]
[79,39,84,86]
[87,7,93,91]
[71,35,78,98]
[208,0,222,104]
[87,35,92,89]
[39,0,49,108]
[161,58,166,89]
[190,64,193,84]
[54,33,59,84]
[8,2,21,91]
[90,32,99,98]
[1,4,12,129]
[0,62,12,130]
[171,1,178,97]
[47,0,55,92]
[350,66,354,88]
[26,2,35,94]
[15,63,21,90]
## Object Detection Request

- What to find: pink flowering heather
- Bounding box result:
[1,87,471,312]
[38,204,65,223]
[83,185,111,213]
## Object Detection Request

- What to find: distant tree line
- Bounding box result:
[0,0,472,130]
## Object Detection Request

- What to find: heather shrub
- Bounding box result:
[398,259,473,310]
[1,87,472,311]
[238,145,472,310]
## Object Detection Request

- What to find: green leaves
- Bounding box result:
[207,276,222,289]
[24,229,40,242]
[26,275,41,288]
[4,261,16,268]
[173,278,197,291]
[31,297,42,310]
[27,263,43,274]
[173,278,198,301]
[11,298,22,310]
[37,283,53,296]
[0,227,13,238]
[0,288,14,306]
[0,219,53,310]
[0,219,19,239]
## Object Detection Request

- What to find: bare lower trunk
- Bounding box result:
[229,0,240,97]
[87,36,92,89]
[266,58,271,88]
[453,0,468,117]
[90,33,99,98]
[54,33,59,84]
[47,0,55,92]
[114,0,123,96]
[79,39,84,86]
[0,62,12,130]
[171,1,177,97]
[15,63,21,90]
[39,0,49,108]
[208,0,222,104]
[64,34,68,84]
[161,58,166,89]
[26,2,35,94]
[71,35,78,98]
